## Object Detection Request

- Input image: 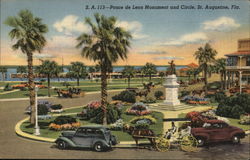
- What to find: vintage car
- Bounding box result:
[191,120,246,146]
[24,100,52,114]
[55,126,118,152]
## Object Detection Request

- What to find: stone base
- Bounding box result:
[163,100,180,106]
[149,103,195,111]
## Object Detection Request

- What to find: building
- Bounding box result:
[225,38,250,92]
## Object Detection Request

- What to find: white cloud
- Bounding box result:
[202,16,240,32]
[33,53,56,59]
[116,20,148,39]
[53,15,90,35]
[161,32,208,46]
[153,56,184,60]
[47,35,77,48]
[138,50,167,54]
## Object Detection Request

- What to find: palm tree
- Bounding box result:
[142,62,157,82]
[35,60,60,97]
[76,13,132,125]
[0,66,7,81]
[16,66,27,80]
[215,58,226,90]
[192,68,201,80]
[55,65,63,82]
[194,43,217,95]
[5,10,48,124]
[122,66,135,88]
[67,62,88,86]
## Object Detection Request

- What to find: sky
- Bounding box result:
[0,0,249,66]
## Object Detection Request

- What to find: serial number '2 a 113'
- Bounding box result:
[85,5,106,10]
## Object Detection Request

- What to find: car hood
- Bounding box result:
[61,131,75,137]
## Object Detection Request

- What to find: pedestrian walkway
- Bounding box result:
[0,89,19,95]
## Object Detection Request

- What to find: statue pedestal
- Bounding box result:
[159,74,180,108]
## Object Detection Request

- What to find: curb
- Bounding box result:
[15,116,147,148]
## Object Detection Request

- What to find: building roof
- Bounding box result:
[187,63,199,68]
[225,51,250,57]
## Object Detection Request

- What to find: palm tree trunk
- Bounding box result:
[128,77,130,88]
[149,74,152,82]
[27,53,36,125]
[47,75,51,97]
[204,65,208,95]
[77,77,80,86]
[101,67,108,125]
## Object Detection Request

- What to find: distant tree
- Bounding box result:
[16,66,27,80]
[122,66,135,88]
[0,66,7,81]
[4,9,48,124]
[142,63,157,82]
[67,62,88,86]
[36,60,60,97]
[88,66,95,81]
[194,43,217,95]
[215,58,226,90]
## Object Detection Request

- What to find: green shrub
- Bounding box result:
[180,90,190,97]
[53,116,77,125]
[89,104,121,124]
[154,91,164,99]
[239,115,250,125]
[38,104,49,115]
[4,83,12,91]
[20,87,28,91]
[112,90,136,103]
[216,93,250,119]
[142,97,156,104]
[51,104,63,110]
[135,123,149,130]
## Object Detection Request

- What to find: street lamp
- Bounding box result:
[34,85,40,135]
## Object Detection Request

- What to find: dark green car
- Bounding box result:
[55,126,118,152]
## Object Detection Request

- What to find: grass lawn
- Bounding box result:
[20,105,164,141]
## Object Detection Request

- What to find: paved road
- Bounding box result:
[0,91,249,159]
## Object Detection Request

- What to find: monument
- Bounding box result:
[163,74,180,106]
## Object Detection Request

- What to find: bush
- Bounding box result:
[154,91,164,99]
[180,90,190,97]
[186,111,207,128]
[110,119,124,131]
[216,93,250,119]
[90,104,120,124]
[130,115,157,124]
[38,104,49,115]
[4,83,12,91]
[50,104,63,110]
[135,123,149,130]
[53,116,77,125]
[20,87,28,91]
[61,81,71,87]
[112,90,136,103]
[126,102,151,116]
[142,97,156,104]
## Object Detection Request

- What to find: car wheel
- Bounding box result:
[94,142,103,152]
[57,140,67,150]
[196,137,205,147]
[232,135,240,144]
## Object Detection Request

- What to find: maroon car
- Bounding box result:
[191,120,246,146]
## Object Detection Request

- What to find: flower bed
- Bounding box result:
[49,116,80,131]
[129,115,157,124]
[126,102,151,116]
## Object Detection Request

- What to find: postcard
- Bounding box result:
[0,0,249,159]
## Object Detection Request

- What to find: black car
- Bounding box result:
[24,100,52,114]
[55,126,118,152]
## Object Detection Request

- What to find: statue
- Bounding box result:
[167,60,176,75]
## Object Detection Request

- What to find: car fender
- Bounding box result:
[193,133,210,141]
[92,139,110,148]
[230,131,246,139]
[55,137,76,147]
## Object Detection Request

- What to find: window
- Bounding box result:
[246,57,250,66]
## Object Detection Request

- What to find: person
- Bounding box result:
[165,121,177,139]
